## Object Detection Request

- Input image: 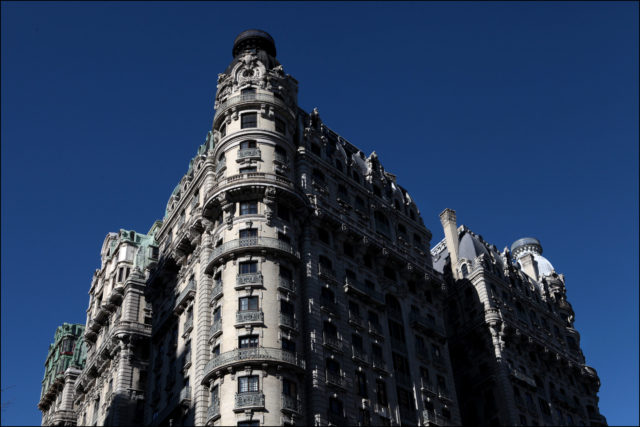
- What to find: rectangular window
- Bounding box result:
[118,268,124,282]
[238,375,259,393]
[376,380,388,405]
[240,140,257,149]
[241,112,257,129]
[275,117,286,134]
[239,228,258,239]
[239,335,259,348]
[239,166,257,173]
[239,260,258,274]
[239,296,259,311]
[240,201,258,215]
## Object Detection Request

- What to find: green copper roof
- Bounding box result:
[40,323,85,400]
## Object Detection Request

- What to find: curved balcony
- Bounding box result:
[112,320,152,338]
[277,277,296,293]
[214,91,294,123]
[282,394,300,414]
[202,347,305,384]
[206,237,299,271]
[204,172,296,204]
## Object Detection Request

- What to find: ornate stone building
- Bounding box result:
[432,209,606,426]
[39,30,605,427]
[38,323,86,426]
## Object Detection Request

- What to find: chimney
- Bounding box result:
[439,208,460,279]
[518,253,539,282]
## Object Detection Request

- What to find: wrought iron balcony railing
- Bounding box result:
[344,278,384,305]
[183,316,193,337]
[322,334,344,352]
[422,410,447,426]
[279,313,297,330]
[274,152,288,164]
[174,280,196,314]
[325,370,347,388]
[348,311,366,329]
[215,91,292,120]
[352,346,369,364]
[318,265,337,283]
[234,392,265,411]
[281,394,300,413]
[236,272,263,289]
[209,319,222,340]
[179,386,191,406]
[368,321,384,337]
[278,277,295,293]
[206,401,220,423]
[211,281,223,303]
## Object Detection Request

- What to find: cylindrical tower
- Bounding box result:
[199,29,307,427]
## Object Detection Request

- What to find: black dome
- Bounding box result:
[232,29,276,58]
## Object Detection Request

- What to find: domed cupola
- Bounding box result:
[511,237,555,280]
[224,29,281,74]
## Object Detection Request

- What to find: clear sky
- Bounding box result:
[1,2,637,425]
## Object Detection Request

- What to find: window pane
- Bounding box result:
[241,113,257,129]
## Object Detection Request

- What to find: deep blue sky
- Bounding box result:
[1,2,637,425]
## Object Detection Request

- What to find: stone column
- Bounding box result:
[194,230,213,425]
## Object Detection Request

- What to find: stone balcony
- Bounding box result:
[174,280,196,315]
[348,311,367,329]
[206,237,299,271]
[204,172,295,204]
[368,321,384,338]
[234,391,265,411]
[202,347,305,383]
[235,272,263,289]
[112,320,152,338]
[237,148,261,161]
[183,316,194,337]
[318,265,338,284]
[235,310,264,327]
[351,346,369,364]
[214,91,294,122]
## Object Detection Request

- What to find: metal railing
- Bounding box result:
[204,347,305,377]
[237,148,261,159]
[371,356,387,371]
[325,370,346,388]
[236,310,264,325]
[206,401,220,421]
[348,311,366,328]
[318,265,337,282]
[215,91,291,119]
[510,368,537,387]
[236,272,263,288]
[369,321,384,337]
[344,278,384,304]
[183,316,193,335]
[322,334,343,351]
[422,410,447,426]
[279,313,297,329]
[210,319,222,338]
[208,237,298,264]
[211,281,223,302]
[278,277,295,292]
[179,386,191,405]
[174,280,196,313]
[281,394,300,413]
[234,392,265,409]
[352,346,369,363]
[275,152,288,164]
